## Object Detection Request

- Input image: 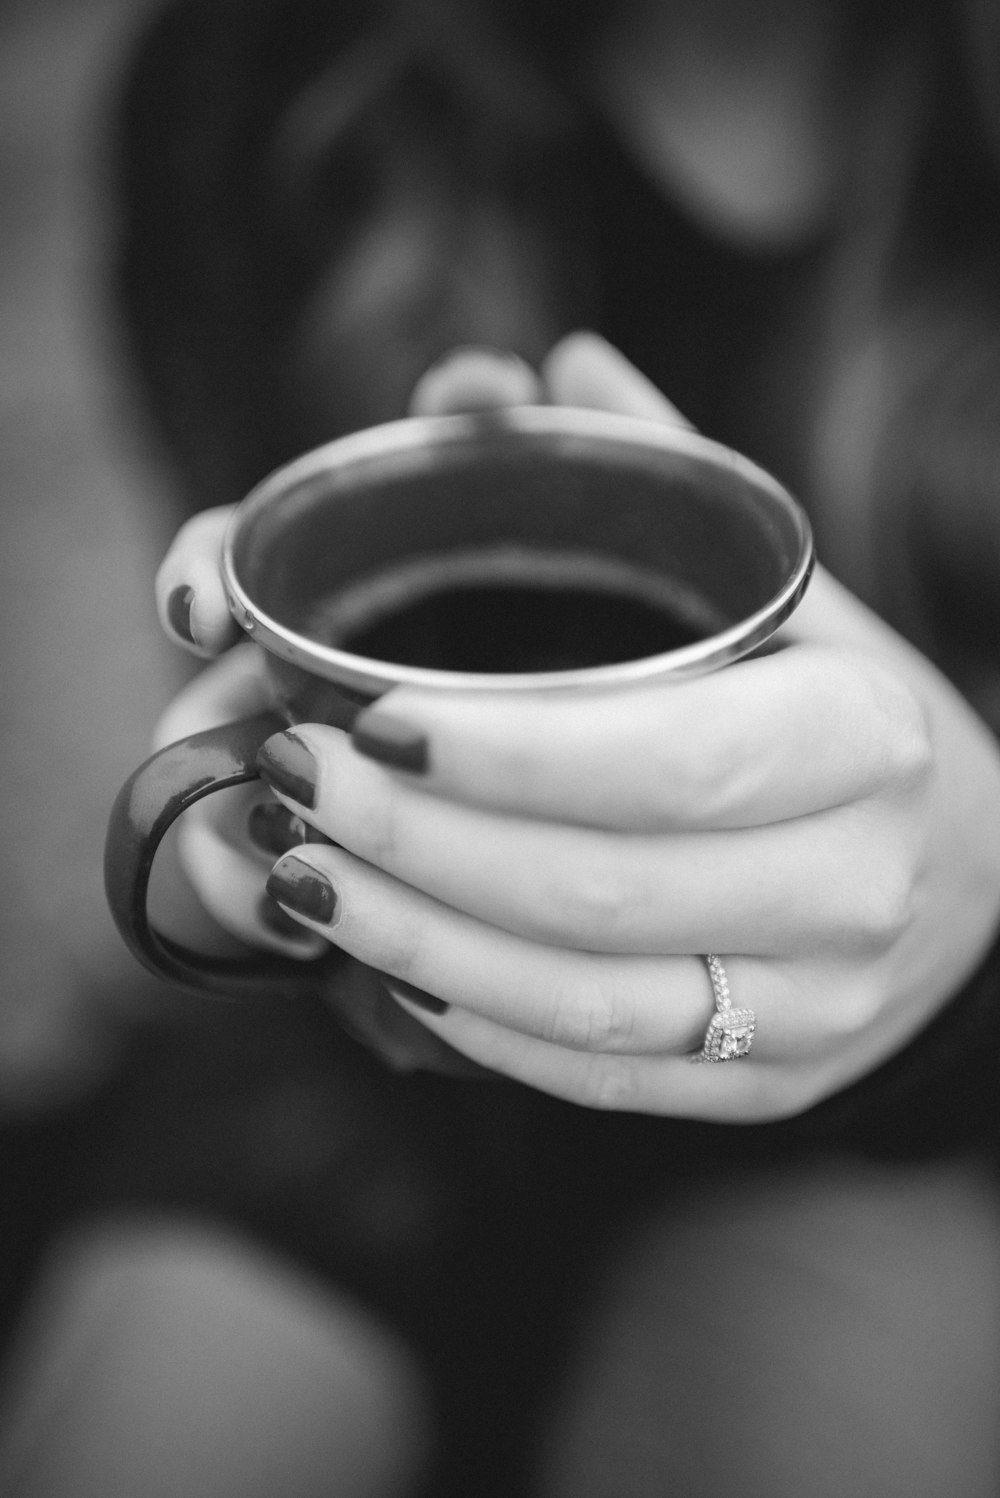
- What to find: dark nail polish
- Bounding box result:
[383,978,449,1016]
[352,709,429,773]
[166,585,196,645]
[258,893,313,940]
[257,731,318,809]
[248,802,330,857]
[266,856,339,924]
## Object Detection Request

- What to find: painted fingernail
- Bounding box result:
[352,709,429,773]
[257,731,318,809]
[383,977,450,1016]
[248,802,328,857]
[166,585,196,645]
[258,893,315,940]
[266,856,339,924]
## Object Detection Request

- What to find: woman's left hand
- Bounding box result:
[259,336,1000,1121]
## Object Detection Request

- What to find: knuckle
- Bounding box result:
[544,966,636,1053]
[650,737,739,824]
[357,775,405,869]
[545,857,637,945]
[888,696,933,788]
[832,814,922,954]
[849,856,919,952]
[857,659,934,789]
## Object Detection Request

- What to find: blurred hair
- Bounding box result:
[111,0,1000,722]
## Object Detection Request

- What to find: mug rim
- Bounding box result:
[222,406,814,695]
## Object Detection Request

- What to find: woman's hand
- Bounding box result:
[155,334,1000,1120]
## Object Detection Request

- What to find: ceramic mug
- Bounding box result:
[104,405,813,1012]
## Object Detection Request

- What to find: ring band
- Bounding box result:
[692,954,756,1062]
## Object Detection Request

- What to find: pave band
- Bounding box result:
[692,954,756,1062]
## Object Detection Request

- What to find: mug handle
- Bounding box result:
[104,710,335,1001]
[105,710,496,1076]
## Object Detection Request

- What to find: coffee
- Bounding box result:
[302,544,728,674]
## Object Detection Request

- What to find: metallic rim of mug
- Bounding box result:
[221,407,815,695]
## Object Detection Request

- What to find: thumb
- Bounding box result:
[408,346,542,416]
[155,505,241,658]
[541,331,692,426]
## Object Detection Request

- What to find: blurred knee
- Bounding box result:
[538,1154,1000,1498]
[0,1216,430,1498]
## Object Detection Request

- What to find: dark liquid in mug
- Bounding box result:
[303,546,726,673]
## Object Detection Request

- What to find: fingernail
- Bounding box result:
[266,856,339,924]
[383,977,450,1015]
[248,802,328,857]
[352,709,429,773]
[258,892,316,940]
[166,585,196,645]
[257,731,318,808]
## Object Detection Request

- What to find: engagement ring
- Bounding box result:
[692,954,755,1062]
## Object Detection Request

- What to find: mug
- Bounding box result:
[105,405,814,1018]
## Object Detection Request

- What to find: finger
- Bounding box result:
[383,996,804,1122]
[263,841,876,1117]
[347,640,929,831]
[257,724,911,957]
[263,839,740,1053]
[261,839,875,1074]
[151,644,270,750]
[387,965,922,1120]
[176,783,327,959]
[155,505,241,657]
[408,346,543,416]
[540,331,692,427]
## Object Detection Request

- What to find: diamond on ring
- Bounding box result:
[692,954,755,1062]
